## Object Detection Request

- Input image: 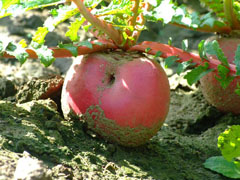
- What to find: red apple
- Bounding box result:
[61,51,170,146]
[200,37,240,114]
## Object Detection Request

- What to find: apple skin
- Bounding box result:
[61,51,170,146]
[200,37,240,114]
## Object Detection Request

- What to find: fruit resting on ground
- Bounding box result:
[200,37,240,114]
[61,51,170,146]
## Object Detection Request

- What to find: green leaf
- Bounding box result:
[145,47,151,53]
[154,51,162,58]
[5,42,29,64]
[164,56,179,68]
[234,45,240,76]
[77,41,93,49]
[168,37,172,46]
[205,40,229,67]
[204,156,240,179]
[215,64,234,89]
[1,0,19,9]
[66,18,86,42]
[176,60,194,75]
[44,5,79,32]
[0,0,63,18]
[235,83,240,96]
[32,27,49,45]
[181,39,188,51]
[198,40,208,60]
[184,62,214,85]
[33,45,55,67]
[58,43,78,57]
[218,125,240,162]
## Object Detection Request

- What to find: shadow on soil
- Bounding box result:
[1,88,239,179]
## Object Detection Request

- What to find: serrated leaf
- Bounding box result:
[204,156,240,179]
[164,56,179,68]
[198,40,207,60]
[32,27,49,45]
[66,18,85,42]
[19,39,27,48]
[184,62,214,85]
[78,41,93,49]
[33,45,55,67]
[215,64,234,89]
[234,45,240,76]
[218,125,240,162]
[44,5,79,32]
[205,40,229,67]
[176,60,194,75]
[1,0,64,18]
[58,43,78,57]
[5,42,29,64]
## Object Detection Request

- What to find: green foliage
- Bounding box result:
[234,45,240,76]
[215,64,235,89]
[184,62,214,85]
[198,40,208,60]
[143,0,226,29]
[58,43,78,57]
[205,40,229,67]
[181,39,188,51]
[0,0,63,18]
[164,56,179,68]
[0,40,29,64]
[204,125,240,179]
[200,0,240,22]
[204,156,240,179]
[32,44,55,67]
[65,18,86,42]
[176,60,194,75]
[218,125,240,163]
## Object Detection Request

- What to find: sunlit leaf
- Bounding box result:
[66,18,86,42]
[218,125,240,162]
[32,27,49,45]
[33,45,55,67]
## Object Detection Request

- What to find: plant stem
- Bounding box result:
[129,41,237,76]
[2,40,117,59]
[224,0,240,30]
[71,0,123,46]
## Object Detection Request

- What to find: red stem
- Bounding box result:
[2,41,117,59]
[129,41,237,76]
